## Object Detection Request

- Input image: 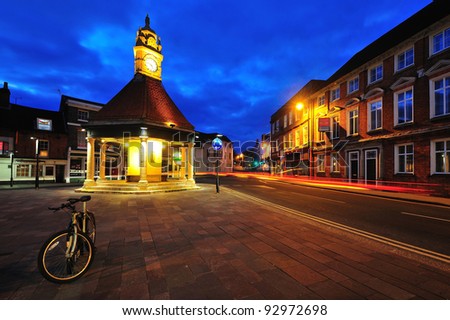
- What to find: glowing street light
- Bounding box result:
[30,137,39,189]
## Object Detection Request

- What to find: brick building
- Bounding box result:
[0,82,68,184]
[270,0,450,194]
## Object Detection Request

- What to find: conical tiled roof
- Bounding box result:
[91,74,194,131]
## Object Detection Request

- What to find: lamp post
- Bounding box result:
[31,137,39,189]
[212,135,223,193]
[9,151,14,187]
[295,102,314,178]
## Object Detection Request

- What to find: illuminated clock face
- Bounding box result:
[145,57,158,72]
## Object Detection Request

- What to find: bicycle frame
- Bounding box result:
[66,212,81,259]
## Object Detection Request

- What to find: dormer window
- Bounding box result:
[78,110,89,122]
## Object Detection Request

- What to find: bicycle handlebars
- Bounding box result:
[48,196,91,211]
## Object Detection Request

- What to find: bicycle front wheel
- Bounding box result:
[37,230,94,283]
[85,210,96,244]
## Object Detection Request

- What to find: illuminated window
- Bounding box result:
[38,140,49,157]
[395,143,414,174]
[295,129,301,147]
[432,139,450,174]
[331,153,340,172]
[302,125,308,145]
[0,141,9,155]
[16,164,31,177]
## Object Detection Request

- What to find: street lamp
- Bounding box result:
[212,134,223,193]
[296,101,314,178]
[30,137,39,189]
[9,151,14,187]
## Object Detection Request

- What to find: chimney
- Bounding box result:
[0,82,11,109]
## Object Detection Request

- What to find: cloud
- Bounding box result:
[0,0,432,142]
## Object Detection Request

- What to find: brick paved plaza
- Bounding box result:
[0,185,449,299]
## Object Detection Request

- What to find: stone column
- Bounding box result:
[84,136,96,187]
[98,142,107,181]
[138,128,148,187]
[187,142,194,181]
[180,147,187,179]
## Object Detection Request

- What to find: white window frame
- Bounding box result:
[348,76,359,94]
[331,153,340,172]
[295,129,301,147]
[431,138,450,174]
[77,129,87,149]
[368,99,383,131]
[347,108,359,136]
[302,125,309,146]
[368,64,383,84]
[394,86,414,125]
[38,140,49,157]
[78,109,89,122]
[317,154,325,172]
[330,87,340,102]
[395,143,414,174]
[430,73,450,118]
[332,116,339,139]
[395,47,414,71]
[318,95,325,106]
[430,26,450,56]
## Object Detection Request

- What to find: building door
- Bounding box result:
[56,165,65,183]
[348,151,359,182]
[365,149,378,182]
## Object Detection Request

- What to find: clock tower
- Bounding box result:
[134,14,163,80]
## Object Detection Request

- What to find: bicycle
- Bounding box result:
[37,195,96,283]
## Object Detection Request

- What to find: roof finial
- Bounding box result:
[145,14,150,28]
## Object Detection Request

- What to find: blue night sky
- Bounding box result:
[0,0,432,143]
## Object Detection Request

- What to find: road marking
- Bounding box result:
[225,187,450,264]
[401,212,450,223]
[254,185,277,190]
[298,193,346,204]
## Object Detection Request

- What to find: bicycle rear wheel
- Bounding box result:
[37,230,94,283]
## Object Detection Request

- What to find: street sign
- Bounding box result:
[212,137,223,151]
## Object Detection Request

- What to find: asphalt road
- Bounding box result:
[197,175,450,257]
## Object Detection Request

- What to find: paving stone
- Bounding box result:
[0,185,447,300]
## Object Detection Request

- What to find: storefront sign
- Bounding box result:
[318,117,331,132]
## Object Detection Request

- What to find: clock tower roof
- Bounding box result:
[135,14,162,53]
[90,74,194,132]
